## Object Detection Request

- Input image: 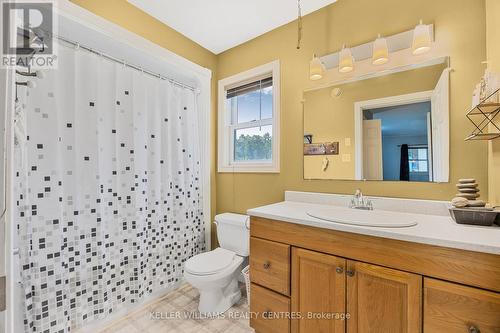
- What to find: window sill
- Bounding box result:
[218,163,280,173]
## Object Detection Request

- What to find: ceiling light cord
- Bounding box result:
[297,0,303,50]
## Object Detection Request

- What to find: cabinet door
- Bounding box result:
[291,248,346,333]
[346,261,422,333]
[424,278,500,332]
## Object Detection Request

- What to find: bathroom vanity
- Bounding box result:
[247,192,500,333]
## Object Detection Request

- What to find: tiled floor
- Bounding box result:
[99,283,254,333]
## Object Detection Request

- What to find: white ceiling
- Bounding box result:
[127,0,337,54]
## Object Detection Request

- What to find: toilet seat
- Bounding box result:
[185,248,236,276]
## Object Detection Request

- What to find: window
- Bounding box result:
[408,147,429,173]
[218,61,280,172]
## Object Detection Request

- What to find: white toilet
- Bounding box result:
[184,213,250,314]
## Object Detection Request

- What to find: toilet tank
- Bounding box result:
[215,213,250,257]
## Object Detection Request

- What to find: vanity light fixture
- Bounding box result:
[412,19,432,55]
[309,54,324,80]
[339,45,354,73]
[372,34,389,65]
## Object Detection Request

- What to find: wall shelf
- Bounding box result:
[465,88,500,141]
[465,133,500,141]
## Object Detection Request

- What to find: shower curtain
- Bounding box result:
[14,42,205,332]
[400,144,410,181]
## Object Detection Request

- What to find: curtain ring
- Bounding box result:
[75,42,80,50]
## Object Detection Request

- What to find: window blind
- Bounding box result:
[226,77,272,99]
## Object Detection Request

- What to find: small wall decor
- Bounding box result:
[322,157,330,171]
[304,142,339,155]
[449,179,500,226]
[451,178,485,207]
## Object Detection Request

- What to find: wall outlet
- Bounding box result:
[342,154,351,162]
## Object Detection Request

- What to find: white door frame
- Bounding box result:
[362,119,383,180]
[354,90,434,180]
[426,112,434,181]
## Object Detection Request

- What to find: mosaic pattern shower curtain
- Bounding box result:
[14,43,205,333]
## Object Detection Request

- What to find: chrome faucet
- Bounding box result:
[349,189,374,210]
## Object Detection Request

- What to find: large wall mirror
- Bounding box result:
[303,62,450,182]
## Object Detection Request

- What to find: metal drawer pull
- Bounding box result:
[263,261,271,270]
[469,326,480,333]
[336,267,344,274]
[346,270,355,277]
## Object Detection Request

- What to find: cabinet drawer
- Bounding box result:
[250,283,290,333]
[250,237,290,295]
[424,278,500,332]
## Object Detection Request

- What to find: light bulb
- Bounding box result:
[372,34,389,65]
[309,54,324,81]
[412,20,431,55]
[339,45,354,73]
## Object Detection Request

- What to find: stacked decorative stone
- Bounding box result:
[451,179,486,208]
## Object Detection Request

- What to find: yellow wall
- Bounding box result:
[216,0,488,215]
[304,64,444,180]
[70,0,489,245]
[69,0,221,244]
[486,0,500,206]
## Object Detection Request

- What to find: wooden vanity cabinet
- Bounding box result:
[249,217,500,333]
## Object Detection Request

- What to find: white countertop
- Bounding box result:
[247,193,500,255]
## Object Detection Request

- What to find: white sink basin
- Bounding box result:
[307,207,418,228]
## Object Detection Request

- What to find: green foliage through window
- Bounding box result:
[234,131,272,161]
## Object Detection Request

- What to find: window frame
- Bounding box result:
[408,146,429,173]
[218,60,280,173]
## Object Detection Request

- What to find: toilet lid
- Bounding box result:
[185,248,236,275]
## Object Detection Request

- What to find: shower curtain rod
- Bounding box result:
[57,35,196,91]
[397,144,428,147]
[22,28,196,92]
